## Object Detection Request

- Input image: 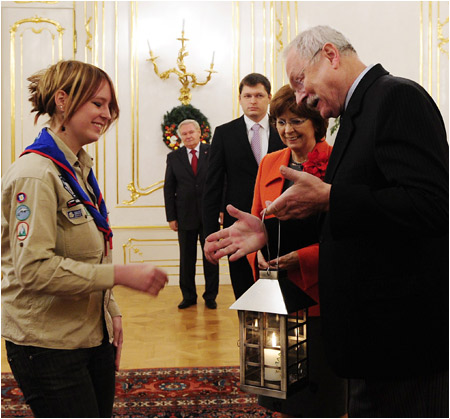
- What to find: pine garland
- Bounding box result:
[161,104,211,150]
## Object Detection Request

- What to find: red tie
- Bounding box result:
[191,149,198,175]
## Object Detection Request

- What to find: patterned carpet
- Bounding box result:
[2,366,281,418]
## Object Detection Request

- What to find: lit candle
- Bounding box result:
[264,332,281,381]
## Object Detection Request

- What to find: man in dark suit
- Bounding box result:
[164,119,219,309]
[205,26,448,417]
[203,73,285,299]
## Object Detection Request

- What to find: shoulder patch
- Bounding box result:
[16,192,27,203]
[17,222,29,241]
[15,205,30,221]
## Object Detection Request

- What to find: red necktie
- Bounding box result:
[191,149,198,175]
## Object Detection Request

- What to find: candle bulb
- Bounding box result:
[147,39,152,54]
[211,51,215,65]
[182,19,185,33]
[263,332,281,381]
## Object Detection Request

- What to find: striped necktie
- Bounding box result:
[251,124,262,164]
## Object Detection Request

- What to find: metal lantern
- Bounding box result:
[230,269,317,399]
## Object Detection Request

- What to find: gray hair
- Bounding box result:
[284,25,356,63]
[177,119,201,136]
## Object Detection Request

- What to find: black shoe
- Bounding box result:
[178,299,197,309]
[205,299,217,309]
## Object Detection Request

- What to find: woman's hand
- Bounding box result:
[257,250,269,270]
[112,315,123,371]
[114,264,168,296]
[267,251,300,271]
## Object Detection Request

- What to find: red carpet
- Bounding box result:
[2,366,281,417]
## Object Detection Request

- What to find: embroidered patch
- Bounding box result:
[15,205,30,221]
[59,175,76,198]
[67,198,81,208]
[68,209,83,219]
[16,192,27,203]
[16,222,29,241]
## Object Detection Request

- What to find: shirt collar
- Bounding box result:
[244,114,270,133]
[344,64,375,110]
[47,129,93,169]
[185,142,201,154]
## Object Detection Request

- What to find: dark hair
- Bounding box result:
[239,73,271,95]
[269,85,328,141]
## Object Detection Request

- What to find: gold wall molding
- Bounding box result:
[9,15,65,162]
[122,181,164,205]
[122,1,168,206]
[419,1,449,108]
[232,1,298,118]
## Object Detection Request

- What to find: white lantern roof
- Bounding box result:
[229,269,317,315]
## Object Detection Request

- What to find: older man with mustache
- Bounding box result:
[205,25,448,418]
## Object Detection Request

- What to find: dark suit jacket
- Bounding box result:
[319,64,449,379]
[163,143,210,230]
[203,115,285,236]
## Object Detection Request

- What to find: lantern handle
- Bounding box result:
[261,209,281,273]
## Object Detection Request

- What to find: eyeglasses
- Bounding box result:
[292,46,323,91]
[276,118,308,128]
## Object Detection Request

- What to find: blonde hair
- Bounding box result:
[28,60,119,131]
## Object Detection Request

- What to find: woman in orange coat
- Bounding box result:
[248,85,347,417]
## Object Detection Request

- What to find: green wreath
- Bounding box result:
[161,104,211,150]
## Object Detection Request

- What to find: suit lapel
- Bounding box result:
[197,143,208,174]
[325,64,389,183]
[177,147,194,177]
[237,115,259,167]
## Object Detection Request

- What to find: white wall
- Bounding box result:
[2,1,448,286]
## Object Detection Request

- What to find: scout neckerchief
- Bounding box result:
[20,127,113,253]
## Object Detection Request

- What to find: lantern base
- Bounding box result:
[239,378,308,400]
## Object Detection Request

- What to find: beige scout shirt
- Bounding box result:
[1,130,120,349]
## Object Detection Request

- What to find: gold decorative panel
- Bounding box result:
[420,1,448,109]
[231,1,299,119]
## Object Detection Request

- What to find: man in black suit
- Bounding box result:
[203,73,285,299]
[205,26,448,417]
[164,119,219,309]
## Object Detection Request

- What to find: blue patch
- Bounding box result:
[68,209,83,219]
[16,192,27,203]
[16,205,30,221]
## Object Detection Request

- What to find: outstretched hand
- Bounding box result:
[204,204,267,264]
[114,264,168,296]
[265,166,331,220]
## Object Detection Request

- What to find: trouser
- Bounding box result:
[5,339,116,418]
[349,369,449,417]
[178,226,219,301]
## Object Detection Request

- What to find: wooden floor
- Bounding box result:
[1,284,240,373]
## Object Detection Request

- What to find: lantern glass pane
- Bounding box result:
[288,359,308,384]
[245,364,261,385]
[244,311,260,327]
[245,345,261,364]
[245,328,260,345]
[266,313,280,329]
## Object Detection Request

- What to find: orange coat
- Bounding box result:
[247,139,333,316]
